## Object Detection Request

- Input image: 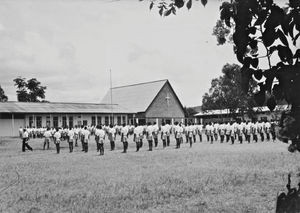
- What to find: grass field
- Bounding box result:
[0,136,300,213]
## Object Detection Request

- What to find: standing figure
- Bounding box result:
[53,128,61,154]
[43,127,51,150]
[187,123,193,147]
[97,125,106,155]
[245,121,251,143]
[265,120,271,141]
[133,124,141,152]
[68,127,75,153]
[152,122,159,147]
[121,124,129,153]
[74,126,79,147]
[165,123,171,146]
[108,124,116,151]
[83,126,90,153]
[197,123,203,142]
[21,128,33,152]
[161,122,167,148]
[95,126,100,152]
[174,122,183,149]
[146,122,153,151]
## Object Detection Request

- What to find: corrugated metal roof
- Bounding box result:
[101,79,168,113]
[0,102,133,114]
[194,105,289,117]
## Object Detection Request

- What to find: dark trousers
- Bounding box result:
[206,135,210,142]
[210,136,214,144]
[271,132,276,141]
[189,137,193,147]
[56,143,60,154]
[260,133,264,142]
[140,139,143,148]
[193,135,196,143]
[99,143,104,155]
[22,138,33,152]
[176,138,181,148]
[231,136,235,144]
[266,133,270,141]
[122,142,128,153]
[75,138,78,147]
[96,142,100,152]
[226,135,230,143]
[154,138,158,147]
[83,142,88,152]
[69,142,73,152]
[148,140,153,151]
[162,139,166,148]
[110,141,115,151]
[186,135,189,143]
[246,135,251,143]
[199,134,202,142]
[166,136,170,146]
[220,135,225,143]
[253,134,258,142]
[238,135,243,144]
[81,136,85,151]
[136,142,140,151]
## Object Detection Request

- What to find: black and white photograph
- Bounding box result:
[0,0,300,212]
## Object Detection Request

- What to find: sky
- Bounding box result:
[0,0,241,107]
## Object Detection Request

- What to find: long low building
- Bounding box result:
[194,105,289,124]
[0,79,186,136]
[0,102,133,136]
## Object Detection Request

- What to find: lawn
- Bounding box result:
[0,136,300,213]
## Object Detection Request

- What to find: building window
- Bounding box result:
[62,116,67,128]
[97,116,102,125]
[105,116,109,125]
[83,120,87,126]
[53,116,58,128]
[122,116,126,125]
[117,116,121,125]
[91,116,96,126]
[29,116,33,128]
[46,116,50,127]
[69,116,73,128]
[36,116,42,128]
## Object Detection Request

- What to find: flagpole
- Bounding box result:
[110,69,113,125]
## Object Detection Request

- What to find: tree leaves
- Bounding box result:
[174,0,184,9]
[13,77,47,102]
[254,90,266,106]
[0,85,8,102]
[267,96,276,111]
[186,0,192,10]
[201,0,207,7]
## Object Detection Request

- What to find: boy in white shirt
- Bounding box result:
[146,122,153,151]
[95,125,106,155]
[121,124,129,153]
[53,128,61,154]
[43,127,52,150]
[22,128,33,152]
[68,127,75,153]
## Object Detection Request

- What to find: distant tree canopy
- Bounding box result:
[13,77,47,102]
[202,63,257,117]
[184,106,198,117]
[0,85,8,102]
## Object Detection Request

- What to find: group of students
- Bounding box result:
[19,119,277,154]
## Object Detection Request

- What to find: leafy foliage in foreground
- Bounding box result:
[0,85,8,102]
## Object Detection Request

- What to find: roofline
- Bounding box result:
[0,101,119,106]
[111,79,168,89]
[144,80,186,116]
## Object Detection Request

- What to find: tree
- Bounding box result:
[184,106,198,117]
[202,63,257,119]
[0,85,8,102]
[147,0,300,151]
[13,77,47,102]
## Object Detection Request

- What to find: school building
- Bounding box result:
[0,79,185,136]
[194,105,289,124]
